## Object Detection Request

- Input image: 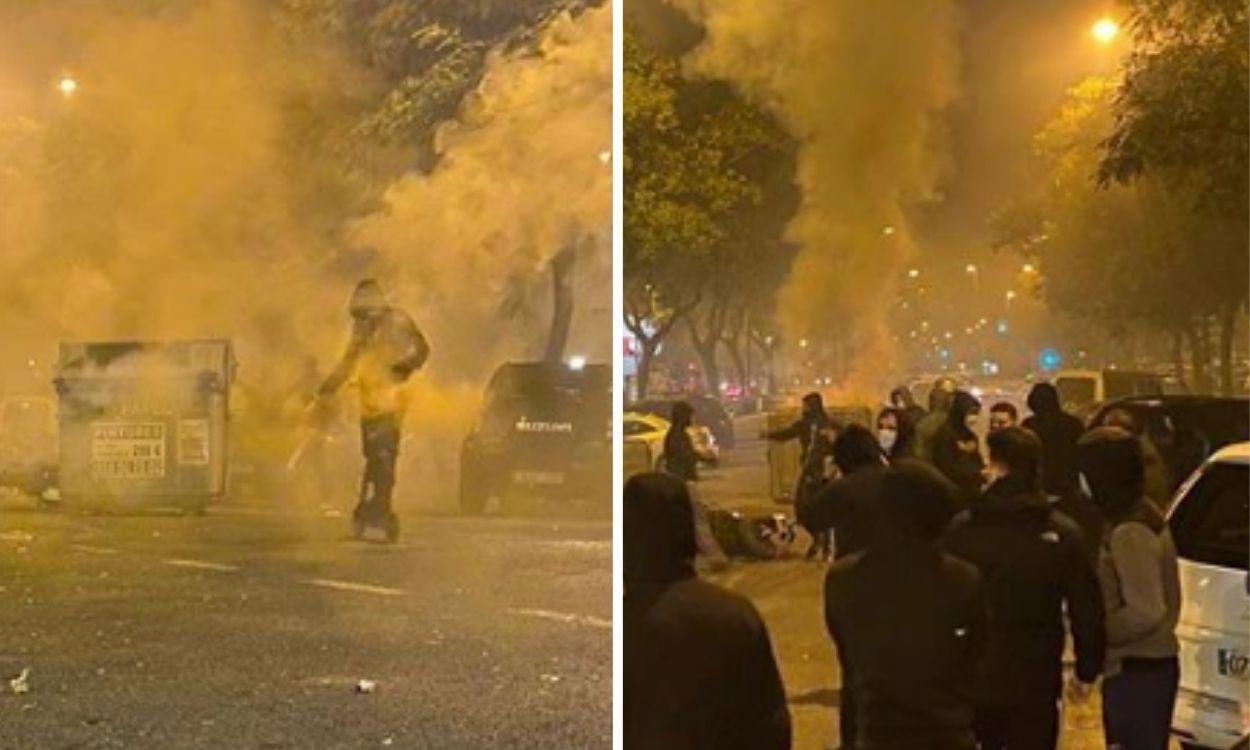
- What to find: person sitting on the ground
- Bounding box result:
[624,472,791,750]
[825,460,982,750]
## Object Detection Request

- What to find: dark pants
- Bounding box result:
[836,654,857,749]
[356,414,400,521]
[1102,657,1179,750]
[973,698,1059,750]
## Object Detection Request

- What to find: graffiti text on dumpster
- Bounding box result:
[91,423,166,479]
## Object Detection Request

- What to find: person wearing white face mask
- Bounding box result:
[876,406,916,462]
[931,390,985,504]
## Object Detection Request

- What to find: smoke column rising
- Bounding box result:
[669,0,960,392]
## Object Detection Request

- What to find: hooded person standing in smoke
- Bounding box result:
[319,279,429,541]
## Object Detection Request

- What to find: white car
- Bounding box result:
[622,412,718,470]
[1168,442,1250,750]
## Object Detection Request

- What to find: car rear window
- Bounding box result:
[1170,463,1249,571]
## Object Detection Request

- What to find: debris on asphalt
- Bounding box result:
[9,668,30,695]
[354,679,377,694]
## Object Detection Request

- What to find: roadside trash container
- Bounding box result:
[766,407,802,504]
[54,340,234,512]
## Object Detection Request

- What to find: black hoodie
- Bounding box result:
[943,474,1105,706]
[931,391,985,502]
[1022,383,1085,495]
[624,473,791,750]
[825,461,983,749]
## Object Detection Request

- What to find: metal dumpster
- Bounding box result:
[766,402,875,504]
[54,340,233,512]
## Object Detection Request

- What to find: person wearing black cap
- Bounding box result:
[943,427,1104,750]
[624,472,791,750]
[1076,427,1181,750]
[319,279,429,541]
[825,460,982,750]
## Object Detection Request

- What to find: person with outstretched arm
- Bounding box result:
[319,278,429,542]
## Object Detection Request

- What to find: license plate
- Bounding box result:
[513,470,566,486]
[1218,648,1249,680]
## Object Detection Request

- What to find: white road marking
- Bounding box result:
[508,607,611,630]
[71,544,119,555]
[307,578,406,597]
[537,540,611,552]
[163,558,239,572]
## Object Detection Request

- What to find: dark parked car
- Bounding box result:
[1090,396,1250,496]
[629,395,736,449]
[459,361,610,515]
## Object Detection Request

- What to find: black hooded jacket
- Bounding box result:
[1021,383,1085,495]
[624,474,791,750]
[942,475,1105,706]
[825,462,984,749]
[931,392,985,502]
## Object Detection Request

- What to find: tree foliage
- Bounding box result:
[624,28,795,395]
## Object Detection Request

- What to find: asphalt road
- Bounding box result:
[697,413,1109,750]
[0,498,611,750]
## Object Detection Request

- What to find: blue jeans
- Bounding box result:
[1102,657,1179,750]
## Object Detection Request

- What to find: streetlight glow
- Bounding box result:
[1022,263,1036,274]
[58,75,79,96]
[907,268,920,279]
[1006,290,1017,302]
[965,263,978,274]
[1092,17,1119,44]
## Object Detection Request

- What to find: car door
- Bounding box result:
[1169,460,1250,744]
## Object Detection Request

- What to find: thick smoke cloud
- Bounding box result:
[0,1,611,508]
[351,3,613,384]
[669,0,960,391]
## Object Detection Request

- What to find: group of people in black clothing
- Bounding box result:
[624,378,1182,750]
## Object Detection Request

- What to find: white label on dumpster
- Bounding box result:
[177,419,209,466]
[91,423,165,479]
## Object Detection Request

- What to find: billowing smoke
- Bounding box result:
[670,0,960,393]
[0,1,611,509]
[351,2,613,384]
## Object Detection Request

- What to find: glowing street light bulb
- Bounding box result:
[58,75,79,96]
[882,225,896,236]
[907,268,920,279]
[1022,263,1037,274]
[799,338,809,349]
[1006,290,1017,302]
[1092,17,1119,44]
[965,263,978,275]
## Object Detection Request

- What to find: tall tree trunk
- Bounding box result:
[636,338,658,399]
[543,245,576,364]
[1170,327,1189,393]
[1219,303,1237,396]
[1187,319,1211,394]
[686,300,727,396]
